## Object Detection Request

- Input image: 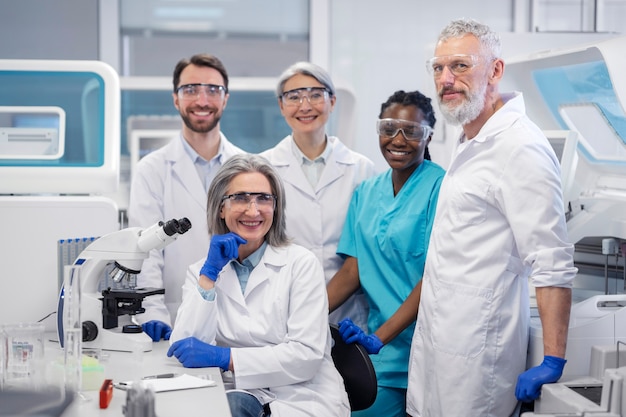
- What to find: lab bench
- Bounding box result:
[42,335,232,417]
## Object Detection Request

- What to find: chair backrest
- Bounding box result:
[329,324,378,411]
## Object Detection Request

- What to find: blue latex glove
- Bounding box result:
[141,320,172,342]
[338,318,383,354]
[200,232,247,281]
[515,355,567,402]
[167,337,231,370]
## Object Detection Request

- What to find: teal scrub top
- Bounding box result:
[337,159,444,388]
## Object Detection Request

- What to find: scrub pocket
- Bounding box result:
[431,280,493,358]
[388,214,426,261]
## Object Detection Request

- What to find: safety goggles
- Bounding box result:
[280,87,330,107]
[425,54,481,78]
[176,83,227,100]
[376,118,433,141]
[222,192,277,213]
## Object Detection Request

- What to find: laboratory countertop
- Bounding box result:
[43,336,232,417]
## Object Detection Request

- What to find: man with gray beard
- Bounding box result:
[406,19,577,417]
[129,54,244,341]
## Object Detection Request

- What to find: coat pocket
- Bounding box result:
[431,280,493,358]
[450,179,490,225]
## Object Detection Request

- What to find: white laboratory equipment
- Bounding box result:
[528,294,626,379]
[0,59,122,332]
[0,106,65,160]
[523,345,626,416]
[0,59,120,195]
[500,35,626,246]
[57,218,191,353]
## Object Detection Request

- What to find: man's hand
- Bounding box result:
[515,355,566,402]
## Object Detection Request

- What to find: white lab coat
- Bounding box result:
[128,133,244,325]
[260,136,376,328]
[170,243,350,417]
[406,93,576,417]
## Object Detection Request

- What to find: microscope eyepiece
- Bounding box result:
[176,217,192,234]
[161,219,180,237]
[136,217,193,253]
[161,217,191,236]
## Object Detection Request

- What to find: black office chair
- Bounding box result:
[330,324,378,411]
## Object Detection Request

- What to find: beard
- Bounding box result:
[180,106,222,134]
[438,78,488,126]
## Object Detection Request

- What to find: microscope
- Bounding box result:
[57,218,191,352]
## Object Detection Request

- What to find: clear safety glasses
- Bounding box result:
[426,54,481,78]
[222,192,277,213]
[280,87,330,107]
[376,119,433,141]
[176,83,227,101]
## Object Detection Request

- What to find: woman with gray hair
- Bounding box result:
[261,62,376,332]
[168,154,350,417]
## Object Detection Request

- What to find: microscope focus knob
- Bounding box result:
[82,321,98,342]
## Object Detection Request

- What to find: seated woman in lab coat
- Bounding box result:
[168,153,350,417]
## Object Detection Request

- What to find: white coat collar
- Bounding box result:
[164,135,206,208]
[165,132,240,209]
[217,244,287,307]
[243,244,287,296]
[463,91,524,144]
[450,92,524,169]
[266,135,356,195]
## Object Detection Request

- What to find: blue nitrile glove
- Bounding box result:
[167,337,231,370]
[515,355,567,402]
[141,320,172,342]
[338,318,383,354]
[199,232,247,281]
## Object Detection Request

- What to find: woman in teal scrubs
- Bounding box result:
[327,90,445,417]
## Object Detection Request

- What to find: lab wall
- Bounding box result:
[0,0,99,60]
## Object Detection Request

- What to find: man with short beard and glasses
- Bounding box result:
[406,19,577,417]
[129,54,244,342]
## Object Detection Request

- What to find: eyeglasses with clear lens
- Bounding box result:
[280,87,330,107]
[376,119,433,141]
[222,192,277,212]
[176,83,227,100]
[426,54,480,78]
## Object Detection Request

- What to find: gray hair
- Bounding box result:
[438,18,501,60]
[206,154,289,247]
[275,61,336,98]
